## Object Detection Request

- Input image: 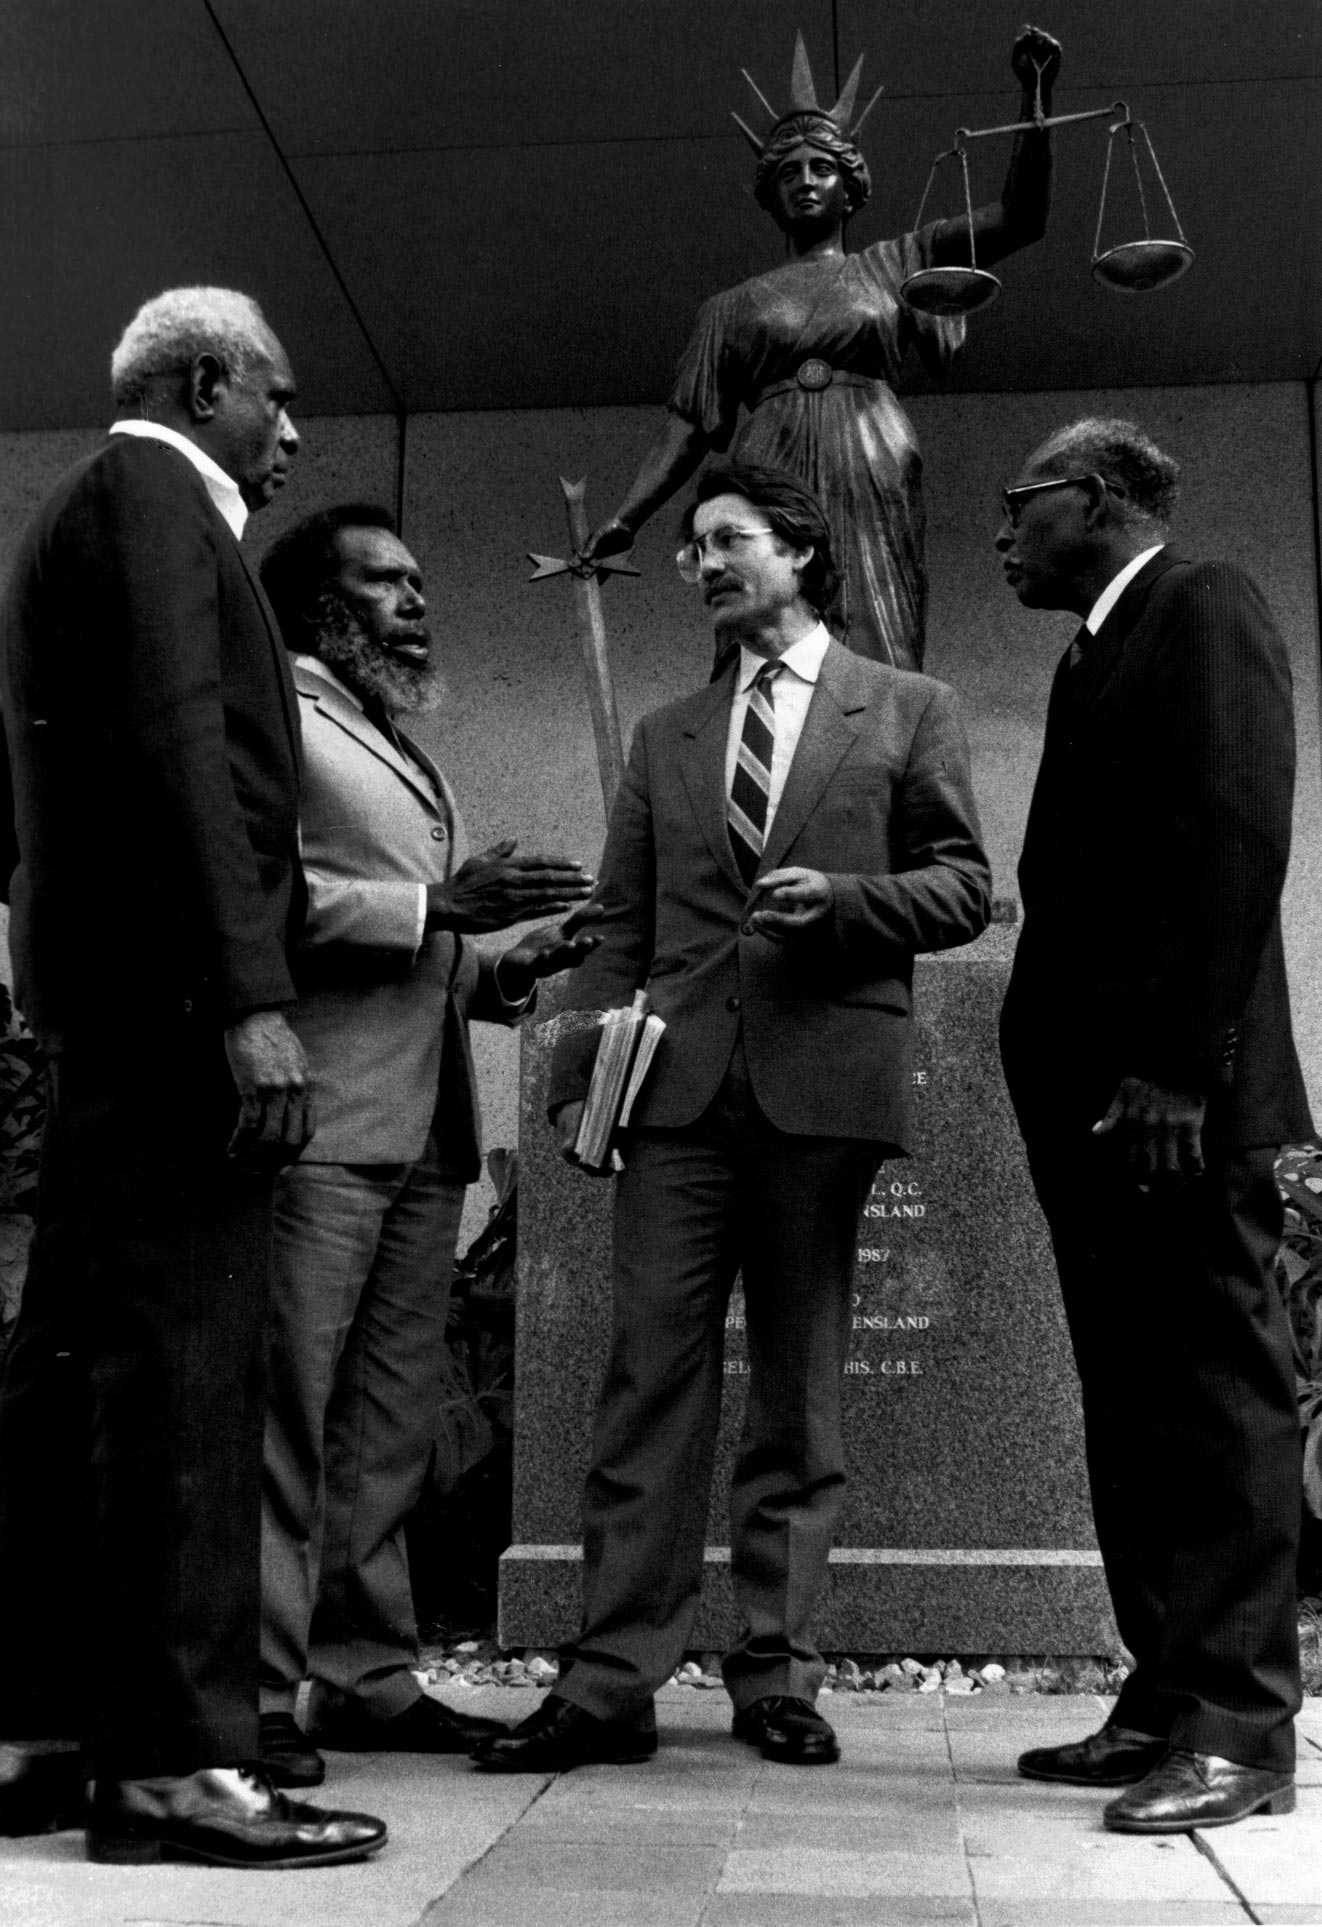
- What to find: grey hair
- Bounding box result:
[1035,417,1181,530]
[110,287,275,409]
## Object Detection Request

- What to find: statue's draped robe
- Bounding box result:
[670,225,965,670]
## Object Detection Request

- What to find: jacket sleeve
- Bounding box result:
[1131,562,1295,1089]
[546,722,657,1111]
[82,450,296,1014]
[299,866,425,953]
[828,682,992,961]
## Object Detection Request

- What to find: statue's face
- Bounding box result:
[769,142,849,231]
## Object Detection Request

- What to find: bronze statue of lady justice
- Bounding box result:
[578,25,1062,671]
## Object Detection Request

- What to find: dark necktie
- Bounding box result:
[728,660,781,885]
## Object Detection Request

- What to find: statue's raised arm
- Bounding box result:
[579,25,1061,670]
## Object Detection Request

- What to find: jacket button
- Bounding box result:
[430,827,446,841]
[726,994,741,1012]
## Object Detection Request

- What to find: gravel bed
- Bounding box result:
[418,1640,1133,1697]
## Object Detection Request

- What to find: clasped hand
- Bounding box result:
[1011,24,1062,96]
[1092,1075,1206,1183]
[743,867,833,939]
[426,838,593,934]
[224,1009,315,1168]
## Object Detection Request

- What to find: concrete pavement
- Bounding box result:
[2,1685,1319,1926]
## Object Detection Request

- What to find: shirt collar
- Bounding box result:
[737,621,832,691]
[108,419,248,539]
[1084,544,1164,635]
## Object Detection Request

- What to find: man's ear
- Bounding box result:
[1080,476,1113,532]
[790,541,814,580]
[186,352,226,424]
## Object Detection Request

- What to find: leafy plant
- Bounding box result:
[407,1148,517,1636]
[0,986,45,1368]
[1276,1142,1322,1520]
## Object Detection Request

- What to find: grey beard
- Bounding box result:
[310,592,446,716]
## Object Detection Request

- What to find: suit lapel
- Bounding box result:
[296,663,446,817]
[233,539,301,764]
[678,663,745,892]
[1070,548,1183,705]
[758,640,865,874]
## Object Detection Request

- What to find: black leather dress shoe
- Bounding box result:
[85,1766,387,1867]
[258,1711,326,1789]
[1018,1722,1168,1787]
[732,1696,840,1765]
[0,1741,85,1835]
[312,1693,509,1754]
[471,1694,658,1773]
[1104,1749,1295,1833]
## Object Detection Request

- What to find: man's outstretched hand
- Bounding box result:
[1092,1075,1205,1182]
[225,1009,315,1168]
[496,911,603,1001]
[426,839,594,934]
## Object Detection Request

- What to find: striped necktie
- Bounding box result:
[728,659,781,885]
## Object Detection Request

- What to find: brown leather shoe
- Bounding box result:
[312,1692,509,1754]
[0,1742,85,1835]
[258,1711,326,1789]
[1017,1722,1167,1786]
[85,1766,387,1867]
[471,1694,658,1772]
[1104,1749,1295,1832]
[732,1696,840,1765]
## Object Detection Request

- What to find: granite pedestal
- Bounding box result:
[499,924,1118,1656]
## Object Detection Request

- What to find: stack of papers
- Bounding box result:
[574,989,666,1172]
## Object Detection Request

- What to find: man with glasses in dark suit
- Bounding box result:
[996,416,1310,1834]
[473,461,990,1775]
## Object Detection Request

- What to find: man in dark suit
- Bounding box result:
[475,462,991,1774]
[0,288,383,1866]
[253,505,596,1788]
[996,417,1310,1834]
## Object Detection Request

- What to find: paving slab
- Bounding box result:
[705,1901,975,1925]
[976,1906,1252,1925]
[1194,1786,1322,1910]
[3,1684,1322,1926]
[717,1845,974,1899]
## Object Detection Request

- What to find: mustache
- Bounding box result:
[704,574,741,603]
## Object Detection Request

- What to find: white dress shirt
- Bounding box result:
[108,418,248,539]
[1083,545,1165,635]
[724,622,832,841]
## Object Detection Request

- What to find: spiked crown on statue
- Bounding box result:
[731,30,884,156]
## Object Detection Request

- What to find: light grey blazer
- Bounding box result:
[288,655,523,1173]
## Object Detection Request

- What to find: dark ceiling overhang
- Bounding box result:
[1,1,1318,429]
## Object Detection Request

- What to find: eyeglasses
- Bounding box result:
[1000,472,1123,527]
[675,525,772,584]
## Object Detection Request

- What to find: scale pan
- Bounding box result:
[901,266,1002,317]
[1092,239,1194,294]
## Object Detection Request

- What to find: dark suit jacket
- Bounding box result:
[1000,548,1311,1148]
[549,637,991,1150]
[0,434,302,1049]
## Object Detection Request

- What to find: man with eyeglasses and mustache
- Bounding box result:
[996,418,1310,1834]
[473,461,990,1775]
